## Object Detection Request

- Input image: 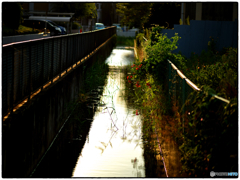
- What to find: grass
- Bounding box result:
[116,36,135,47]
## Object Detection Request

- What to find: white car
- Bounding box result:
[95,23,105,30]
[113,24,122,32]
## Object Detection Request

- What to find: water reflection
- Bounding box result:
[72,48,145,177]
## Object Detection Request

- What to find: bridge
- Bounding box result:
[2,26,116,177]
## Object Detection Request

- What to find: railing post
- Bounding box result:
[51,38,54,83]
[41,41,44,90]
[28,43,32,102]
[66,36,68,73]
[173,69,177,107]
[168,61,172,104]
[59,37,62,78]
[11,48,14,114]
[182,78,186,134]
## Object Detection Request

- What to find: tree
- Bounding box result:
[116,3,153,29]
[101,3,114,26]
[51,2,97,20]
[116,3,181,30]
[3,2,23,29]
[145,3,181,29]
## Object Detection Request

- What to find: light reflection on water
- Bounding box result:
[72,48,145,177]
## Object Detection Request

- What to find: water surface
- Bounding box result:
[72,48,145,177]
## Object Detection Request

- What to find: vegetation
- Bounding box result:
[116,3,153,29]
[128,28,237,177]
[51,3,97,20]
[3,25,40,36]
[182,46,237,100]
[72,22,82,29]
[66,59,109,139]
[82,60,109,93]
[116,3,181,29]
[116,36,135,47]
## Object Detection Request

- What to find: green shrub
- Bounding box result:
[3,25,40,36]
[116,36,134,46]
[142,32,186,84]
[72,22,82,29]
[133,29,238,177]
[150,26,163,45]
[136,33,144,46]
[178,86,238,177]
[184,47,237,100]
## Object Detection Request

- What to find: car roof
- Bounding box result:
[24,19,59,27]
[24,19,48,22]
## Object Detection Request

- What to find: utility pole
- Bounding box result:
[181,3,185,25]
[195,3,202,20]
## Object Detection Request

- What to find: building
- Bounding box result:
[181,2,237,24]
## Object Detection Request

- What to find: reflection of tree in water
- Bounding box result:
[91,65,144,177]
[131,157,144,177]
[93,68,143,152]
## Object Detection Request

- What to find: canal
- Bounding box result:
[72,48,145,177]
[31,47,146,177]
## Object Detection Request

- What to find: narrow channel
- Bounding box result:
[72,48,145,177]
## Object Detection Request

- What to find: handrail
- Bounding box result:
[212,94,230,104]
[168,60,230,104]
[2,27,117,119]
[185,79,201,91]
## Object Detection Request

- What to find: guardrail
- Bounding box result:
[167,60,230,133]
[2,26,116,119]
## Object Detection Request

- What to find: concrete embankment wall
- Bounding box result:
[2,36,115,178]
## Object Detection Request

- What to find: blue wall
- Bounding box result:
[161,20,238,58]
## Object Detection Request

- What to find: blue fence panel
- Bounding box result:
[218,21,234,50]
[161,20,237,58]
[173,25,191,57]
[232,20,238,48]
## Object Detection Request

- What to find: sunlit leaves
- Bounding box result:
[51,2,97,20]
[116,3,153,29]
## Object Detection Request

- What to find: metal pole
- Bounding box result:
[28,43,31,101]
[41,42,44,90]
[168,62,172,104]
[174,69,177,106]
[59,37,62,78]
[182,78,186,133]
[51,39,54,83]
[181,3,185,25]
[11,48,14,114]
